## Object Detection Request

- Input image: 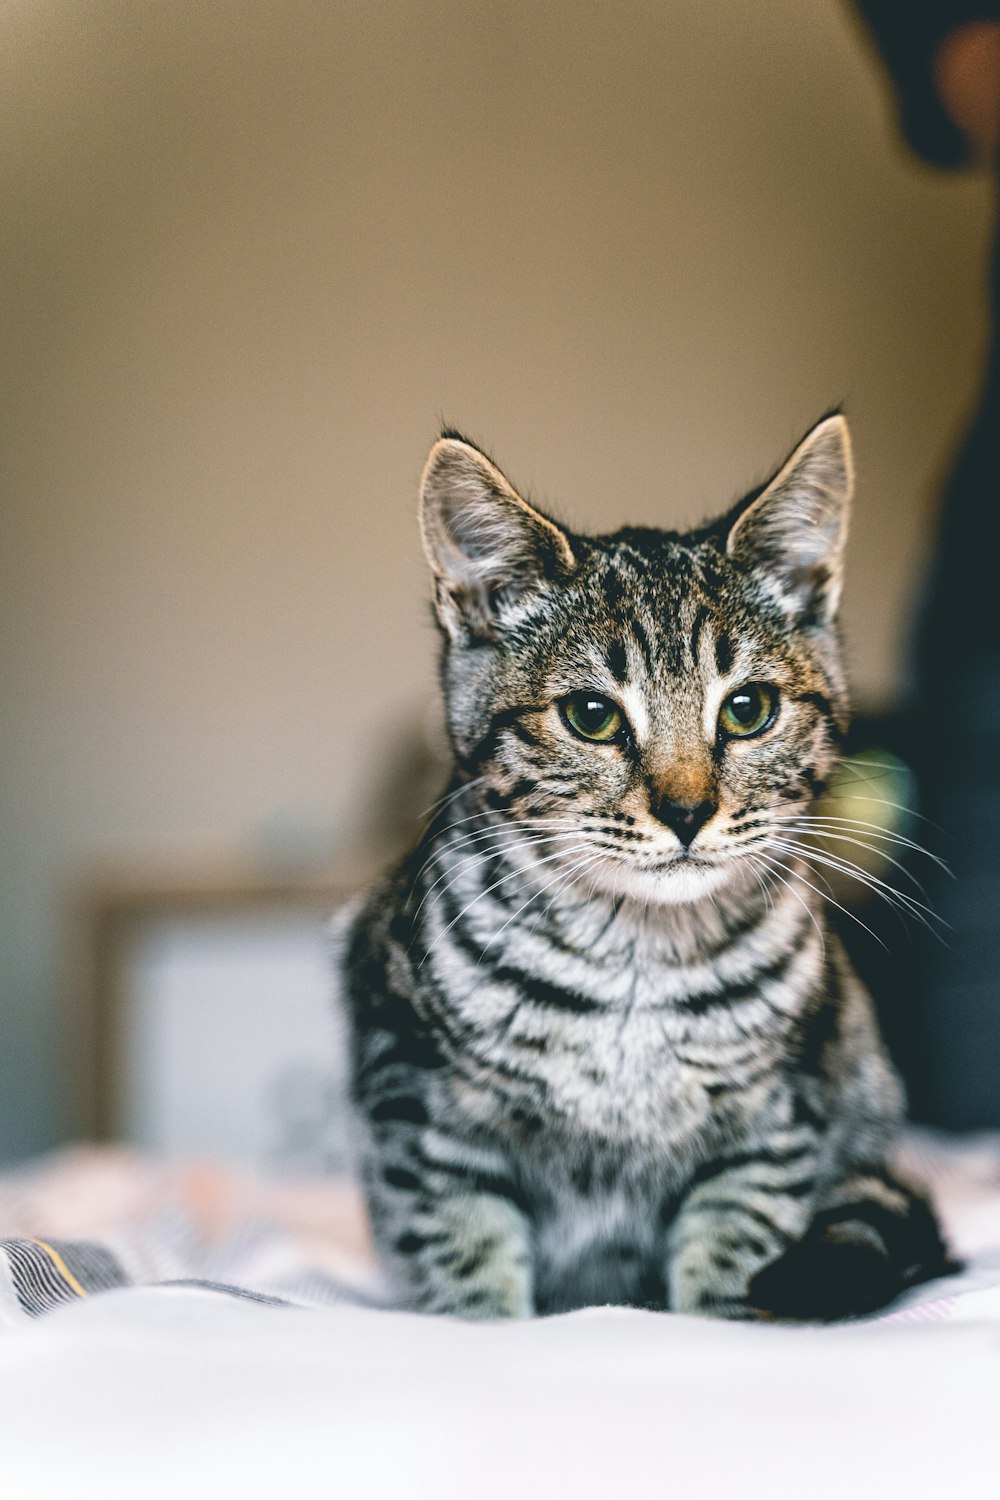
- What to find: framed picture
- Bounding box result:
[75,862,364,1174]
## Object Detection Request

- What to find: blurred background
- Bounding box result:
[1,0,994,1166]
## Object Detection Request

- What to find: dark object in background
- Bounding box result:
[851,2,1000,167]
[848,3,1000,1128]
[827,716,943,1124]
[837,706,1000,1131]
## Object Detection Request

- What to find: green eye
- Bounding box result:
[719,683,777,739]
[561,692,625,743]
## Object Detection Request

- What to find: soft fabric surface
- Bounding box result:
[0,1133,997,1498]
[0,1148,379,1325]
[2,1131,999,1328]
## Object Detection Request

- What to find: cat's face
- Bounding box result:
[420,418,852,906]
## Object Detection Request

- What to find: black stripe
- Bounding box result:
[774,1176,817,1199]
[675,939,800,1014]
[413,1154,532,1216]
[790,1089,826,1129]
[715,631,734,676]
[605,639,629,683]
[502,778,541,807]
[792,958,842,1077]
[687,1197,786,1239]
[690,605,710,663]
[675,1046,762,1072]
[370,1095,429,1125]
[810,1197,905,1248]
[703,1057,777,1095]
[438,878,606,1014]
[796,690,833,719]
[454,1244,495,1279]
[695,899,771,958]
[383,1166,422,1191]
[603,568,625,609]
[630,617,655,671]
[795,691,844,744]
[688,1141,817,1187]
[394,1230,447,1256]
[491,965,607,1016]
[463,703,548,769]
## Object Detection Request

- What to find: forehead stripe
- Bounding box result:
[714,631,734,676]
[690,604,710,665]
[605,639,629,684]
[603,570,625,609]
[629,617,655,671]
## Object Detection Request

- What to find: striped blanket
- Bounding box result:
[0,1149,385,1329]
[2,1131,1000,1330]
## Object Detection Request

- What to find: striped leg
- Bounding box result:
[362,1129,535,1319]
[747,1168,956,1321]
[667,1146,819,1320]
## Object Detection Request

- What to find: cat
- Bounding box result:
[334,415,951,1320]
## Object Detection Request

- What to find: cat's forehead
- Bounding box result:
[592,531,744,635]
[593,528,711,603]
[536,526,790,695]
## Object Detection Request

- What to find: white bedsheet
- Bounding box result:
[1,1284,998,1499]
[1,1129,998,1500]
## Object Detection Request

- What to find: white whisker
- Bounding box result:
[751,843,889,949]
[422,842,596,963]
[761,835,947,939]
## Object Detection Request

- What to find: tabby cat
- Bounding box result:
[335,415,950,1320]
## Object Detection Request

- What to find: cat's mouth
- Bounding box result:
[643,851,715,872]
[578,846,737,906]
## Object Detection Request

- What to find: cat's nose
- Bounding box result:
[652,795,716,848]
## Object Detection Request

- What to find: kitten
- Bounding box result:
[335,415,951,1319]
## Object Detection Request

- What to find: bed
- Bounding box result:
[0,1129,997,1499]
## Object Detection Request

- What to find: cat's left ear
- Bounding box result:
[420,434,576,642]
[725,413,853,627]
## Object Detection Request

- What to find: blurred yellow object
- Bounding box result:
[812,748,918,902]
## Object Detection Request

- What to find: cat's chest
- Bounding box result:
[450,963,753,1152]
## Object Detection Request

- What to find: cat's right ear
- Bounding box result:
[419,435,576,643]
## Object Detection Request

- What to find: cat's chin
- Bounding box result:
[585,856,738,908]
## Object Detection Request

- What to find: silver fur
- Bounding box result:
[335,417,949,1320]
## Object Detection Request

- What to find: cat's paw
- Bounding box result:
[747,1187,958,1322]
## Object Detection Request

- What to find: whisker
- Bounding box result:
[766,833,942,921]
[762,836,947,937]
[751,843,890,950]
[745,851,826,955]
[412,829,587,922]
[820,789,944,833]
[831,757,910,777]
[419,774,487,822]
[781,815,950,874]
[423,842,595,962]
[429,807,575,841]
[408,814,585,891]
[777,824,936,899]
[487,852,604,958]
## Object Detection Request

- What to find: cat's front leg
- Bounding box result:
[363,1133,535,1319]
[666,1149,818,1320]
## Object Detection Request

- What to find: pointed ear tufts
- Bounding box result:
[419,436,576,642]
[726,413,854,627]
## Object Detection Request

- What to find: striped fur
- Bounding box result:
[335,416,951,1319]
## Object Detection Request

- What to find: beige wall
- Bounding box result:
[0,0,992,1158]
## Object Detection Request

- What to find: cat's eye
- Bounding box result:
[560,692,625,744]
[718,682,777,739]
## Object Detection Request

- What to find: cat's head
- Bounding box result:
[419,415,852,905]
